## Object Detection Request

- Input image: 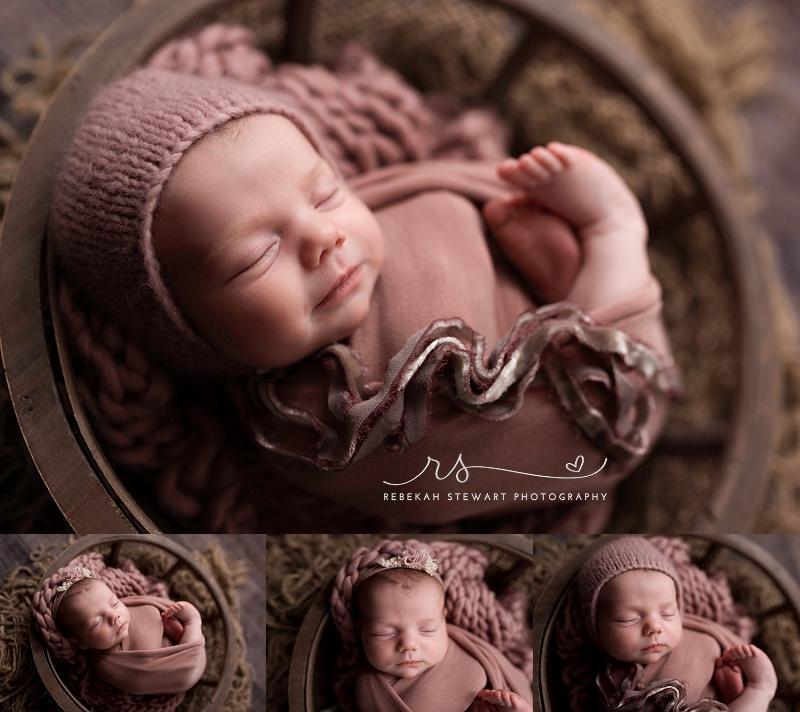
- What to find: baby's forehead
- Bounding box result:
[66,579,113,606]
[598,569,676,607]
[358,572,444,608]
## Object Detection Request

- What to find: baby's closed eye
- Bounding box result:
[225,238,280,283]
[313,183,342,209]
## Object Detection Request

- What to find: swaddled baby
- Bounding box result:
[349,550,533,711]
[52,567,206,695]
[577,537,777,711]
[51,66,676,528]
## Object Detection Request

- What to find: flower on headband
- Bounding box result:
[377,548,439,577]
[55,566,95,594]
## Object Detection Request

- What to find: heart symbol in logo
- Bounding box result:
[565,455,584,473]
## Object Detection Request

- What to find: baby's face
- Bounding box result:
[358,578,448,679]
[59,580,130,650]
[154,113,384,369]
[595,570,682,664]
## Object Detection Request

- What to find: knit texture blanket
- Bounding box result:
[330,539,532,710]
[91,595,206,697]
[33,552,192,712]
[354,623,533,712]
[555,538,754,712]
[54,22,676,533]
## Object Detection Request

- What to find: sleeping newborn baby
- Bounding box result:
[51,68,676,528]
[52,568,206,695]
[351,550,533,711]
[578,537,777,711]
[151,115,642,370]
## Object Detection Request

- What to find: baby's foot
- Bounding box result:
[714,655,745,703]
[469,688,533,712]
[495,143,646,240]
[495,143,650,311]
[721,644,778,695]
[483,193,580,302]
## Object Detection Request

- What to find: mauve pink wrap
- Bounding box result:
[92,596,206,696]
[599,614,743,711]
[244,160,675,526]
[355,624,532,712]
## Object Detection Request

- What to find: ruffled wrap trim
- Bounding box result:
[245,300,679,470]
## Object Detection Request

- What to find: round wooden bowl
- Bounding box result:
[30,534,237,712]
[0,0,780,532]
[287,534,533,711]
[532,534,800,711]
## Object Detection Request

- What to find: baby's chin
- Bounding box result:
[387,661,433,679]
[633,647,670,664]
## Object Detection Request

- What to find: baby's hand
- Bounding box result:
[714,654,745,703]
[721,644,777,695]
[483,192,580,303]
[468,689,533,712]
[162,607,185,642]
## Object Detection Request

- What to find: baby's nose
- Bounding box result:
[644,620,663,636]
[300,224,346,268]
[398,634,418,651]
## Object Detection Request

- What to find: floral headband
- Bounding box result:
[51,566,99,621]
[356,548,444,591]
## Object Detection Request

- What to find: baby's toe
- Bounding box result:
[546,141,579,166]
[519,155,549,182]
[531,146,563,173]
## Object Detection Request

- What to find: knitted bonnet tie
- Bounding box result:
[49,68,332,375]
[576,536,682,644]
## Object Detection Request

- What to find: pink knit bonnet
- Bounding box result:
[576,536,682,644]
[49,68,329,375]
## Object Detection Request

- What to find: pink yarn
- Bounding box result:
[32,551,180,712]
[146,24,508,177]
[330,539,533,680]
[58,281,256,531]
[555,537,754,712]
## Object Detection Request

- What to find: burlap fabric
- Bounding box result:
[0,0,797,532]
[0,537,253,712]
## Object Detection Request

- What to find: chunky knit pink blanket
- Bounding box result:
[330,539,532,710]
[57,24,675,532]
[32,552,194,712]
[555,538,754,712]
